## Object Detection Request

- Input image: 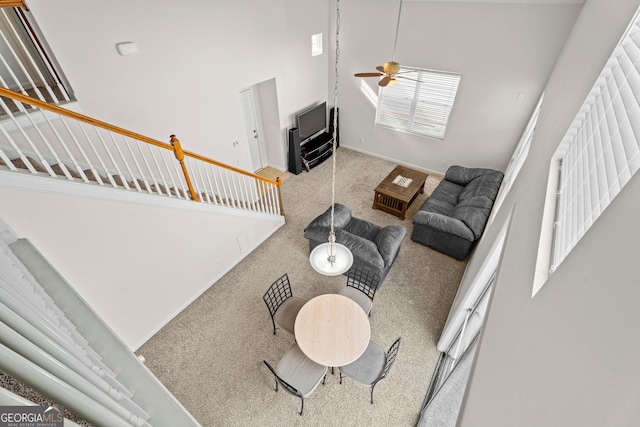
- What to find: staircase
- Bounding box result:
[0,86,286,427]
[0,87,284,218]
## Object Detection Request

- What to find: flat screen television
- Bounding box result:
[297,102,327,141]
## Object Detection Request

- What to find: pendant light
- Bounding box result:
[309,0,354,276]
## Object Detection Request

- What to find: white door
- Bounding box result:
[240,89,263,172]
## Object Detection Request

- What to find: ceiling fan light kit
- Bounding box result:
[383,61,400,75]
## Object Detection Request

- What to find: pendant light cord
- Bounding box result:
[329,0,341,243]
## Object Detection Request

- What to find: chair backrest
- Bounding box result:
[346,263,380,300]
[263,273,293,317]
[263,360,302,399]
[377,337,401,383]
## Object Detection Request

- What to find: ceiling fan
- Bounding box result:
[355,0,413,87]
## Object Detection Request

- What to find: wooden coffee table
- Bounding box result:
[372,165,429,220]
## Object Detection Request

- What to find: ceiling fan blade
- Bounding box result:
[379,76,392,87]
[355,72,384,77]
[376,66,385,73]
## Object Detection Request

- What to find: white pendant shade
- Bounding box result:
[309,242,354,276]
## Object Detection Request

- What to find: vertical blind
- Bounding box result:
[376,67,461,140]
[551,14,640,272]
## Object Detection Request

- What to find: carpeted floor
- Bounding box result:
[137,148,467,427]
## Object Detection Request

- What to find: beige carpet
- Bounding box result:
[138,148,467,427]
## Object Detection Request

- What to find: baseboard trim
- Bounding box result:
[340,145,445,178]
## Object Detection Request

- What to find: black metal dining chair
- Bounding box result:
[337,263,380,316]
[263,273,307,335]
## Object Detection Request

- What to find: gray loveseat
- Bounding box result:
[304,204,406,284]
[411,165,504,260]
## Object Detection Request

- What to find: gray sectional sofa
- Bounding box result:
[411,165,504,260]
[304,204,406,284]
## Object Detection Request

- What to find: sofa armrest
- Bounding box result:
[374,226,407,267]
[336,230,385,269]
[412,210,475,241]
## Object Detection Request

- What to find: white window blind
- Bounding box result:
[551,15,640,272]
[376,67,461,140]
[490,93,544,222]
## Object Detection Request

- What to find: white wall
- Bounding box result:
[456,0,640,425]
[337,1,581,174]
[26,0,330,171]
[0,180,283,350]
[8,0,330,349]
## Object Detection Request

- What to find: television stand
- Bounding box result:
[288,107,339,175]
[301,132,333,170]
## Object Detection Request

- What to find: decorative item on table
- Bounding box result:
[392,175,413,187]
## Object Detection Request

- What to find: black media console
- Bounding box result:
[288,107,338,175]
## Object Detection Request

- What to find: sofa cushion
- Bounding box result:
[306,203,352,229]
[344,216,382,241]
[458,171,503,202]
[336,229,385,269]
[422,180,463,214]
[451,196,493,238]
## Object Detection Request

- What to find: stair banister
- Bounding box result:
[169,135,200,202]
[0,87,284,216]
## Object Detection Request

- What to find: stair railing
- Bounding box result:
[0,87,284,216]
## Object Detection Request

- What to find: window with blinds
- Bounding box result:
[490,93,544,223]
[550,12,640,273]
[375,67,461,140]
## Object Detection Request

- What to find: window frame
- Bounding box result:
[490,93,544,223]
[533,7,640,295]
[375,66,461,140]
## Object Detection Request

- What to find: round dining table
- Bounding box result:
[294,293,371,367]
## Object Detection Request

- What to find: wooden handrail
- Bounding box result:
[181,148,282,186]
[0,0,26,8]
[0,87,281,187]
[0,87,171,150]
